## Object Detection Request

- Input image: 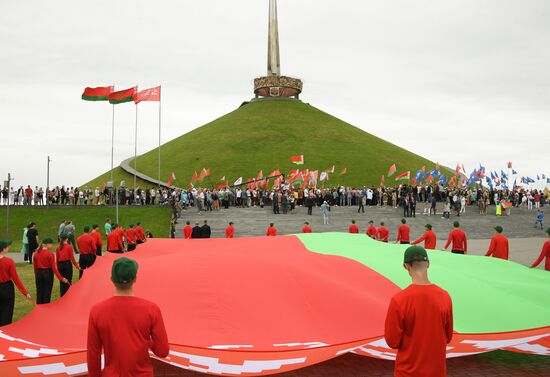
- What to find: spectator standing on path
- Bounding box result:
[412,224,437,250]
[200,220,211,239]
[225,222,235,238]
[535,210,544,229]
[87,257,169,377]
[26,222,39,264]
[33,238,68,304]
[320,201,330,225]
[385,246,453,377]
[302,222,312,233]
[305,195,314,216]
[191,222,202,239]
[444,221,468,255]
[396,218,411,244]
[183,221,193,239]
[77,226,97,278]
[485,226,509,260]
[0,240,32,326]
[366,220,377,239]
[377,222,390,242]
[64,221,78,253]
[57,220,66,242]
[531,228,550,271]
[358,193,366,213]
[56,235,80,297]
[266,223,277,236]
[348,220,359,234]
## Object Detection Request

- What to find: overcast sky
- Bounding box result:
[1,0,548,188]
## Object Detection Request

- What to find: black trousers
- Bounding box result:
[28,246,37,264]
[79,254,96,278]
[96,245,102,256]
[108,249,123,254]
[452,250,465,255]
[35,268,54,304]
[307,206,313,215]
[127,243,136,252]
[400,241,410,244]
[57,260,73,297]
[0,281,15,326]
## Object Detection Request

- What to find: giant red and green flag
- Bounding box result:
[387,164,397,177]
[395,171,410,181]
[81,86,114,101]
[0,234,548,376]
[133,86,161,104]
[108,86,137,104]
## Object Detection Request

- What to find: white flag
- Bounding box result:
[320,172,329,182]
[234,177,243,186]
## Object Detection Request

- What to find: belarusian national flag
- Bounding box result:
[167,172,176,187]
[325,166,335,173]
[395,171,410,181]
[190,171,197,186]
[82,86,114,101]
[108,86,137,104]
[198,169,207,183]
[288,169,299,177]
[291,155,304,165]
[234,177,243,186]
[387,164,397,177]
[339,168,347,175]
[380,175,385,187]
[134,86,161,104]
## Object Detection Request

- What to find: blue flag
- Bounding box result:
[512,169,518,175]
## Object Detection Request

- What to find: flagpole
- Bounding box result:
[134,102,138,192]
[158,95,162,191]
[110,104,115,185]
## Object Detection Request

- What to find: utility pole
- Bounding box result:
[6,173,12,239]
[47,156,51,206]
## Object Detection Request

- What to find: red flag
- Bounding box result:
[269,170,281,178]
[325,166,335,173]
[339,168,347,175]
[425,175,434,184]
[197,169,207,183]
[189,171,198,186]
[462,164,466,173]
[167,172,176,188]
[387,164,396,177]
[108,86,137,104]
[380,175,385,187]
[455,164,461,173]
[82,86,114,101]
[290,155,304,165]
[395,171,410,181]
[134,86,161,104]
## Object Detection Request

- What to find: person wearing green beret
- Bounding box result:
[0,240,32,325]
[385,246,453,376]
[531,228,550,271]
[87,257,169,377]
[33,237,68,304]
[485,226,509,260]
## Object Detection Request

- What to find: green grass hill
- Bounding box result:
[85,99,439,188]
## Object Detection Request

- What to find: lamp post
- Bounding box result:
[47,156,51,206]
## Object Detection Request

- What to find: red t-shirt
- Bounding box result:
[531,240,550,271]
[77,233,97,255]
[385,284,453,377]
[302,225,312,233]
[0,256,29,295]
[266,227,277,236]
[125,229,137,244]
[33,249,65,281]
[397,225,411,243]
[444,229,468,252]
[56,244,79,268]
[412,230,437,250]
[349,224,359,234]
[225,225,235,238]
[91,230,102,249]
[106,232,123,251]
[366,225,377,238]
[87,296,169,377]
[135,226,145,241]
[183,226,193,239]
[485,234,509,260]
[377,226,390,241]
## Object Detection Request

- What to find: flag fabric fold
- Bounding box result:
[82,86,114,101]
[134,86,161,104]
[108,86,137,104]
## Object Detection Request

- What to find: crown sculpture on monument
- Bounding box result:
[254,0,303,99]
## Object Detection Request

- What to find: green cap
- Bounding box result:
[368,220,374,224]
[111,257,139,284]
[453,221,460,228]
[60,233,69,240]
[0,240,13,250]
[92,224,99,229]
[42,237,54,244]
[547,227,550,235]
[404,245,429,264]
[494,225,503,233]
[83,226,90,232]
[425,224,432,230]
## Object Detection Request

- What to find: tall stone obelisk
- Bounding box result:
[254,0,302,98]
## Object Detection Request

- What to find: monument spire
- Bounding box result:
[267,0,280,76]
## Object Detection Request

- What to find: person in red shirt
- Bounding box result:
[183,221,193,239]
[135,222,146,244]
[56,234,80,297]
[377,222,390,242]
[385,245,453,377]
[348,220,359,234]
[107,225,124,253]
[77,226,97,278]
[531,228,550,271]
[226,222,235,238]
[444,221,468,254]
[366,220,377,239]
[396,218,411,244]
[412,224,437,250]
[485,226,509,260]
[266,223,277,236]
[0,240,32,325]
[87,257,169,377]
[125,225,137,252]
[90,224,103,256]
[33,238,68,304]
[302,221,312,233]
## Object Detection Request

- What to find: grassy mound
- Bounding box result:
[86,99,438,187]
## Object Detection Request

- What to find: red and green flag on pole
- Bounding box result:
[108,86,137,104]
[167,172,176,188]
[325,166,335,173]
[387,164,397,177]
[339,168,347,175]
[395,171,410,181]
[81,86,114,101]
[291,155,304,165]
